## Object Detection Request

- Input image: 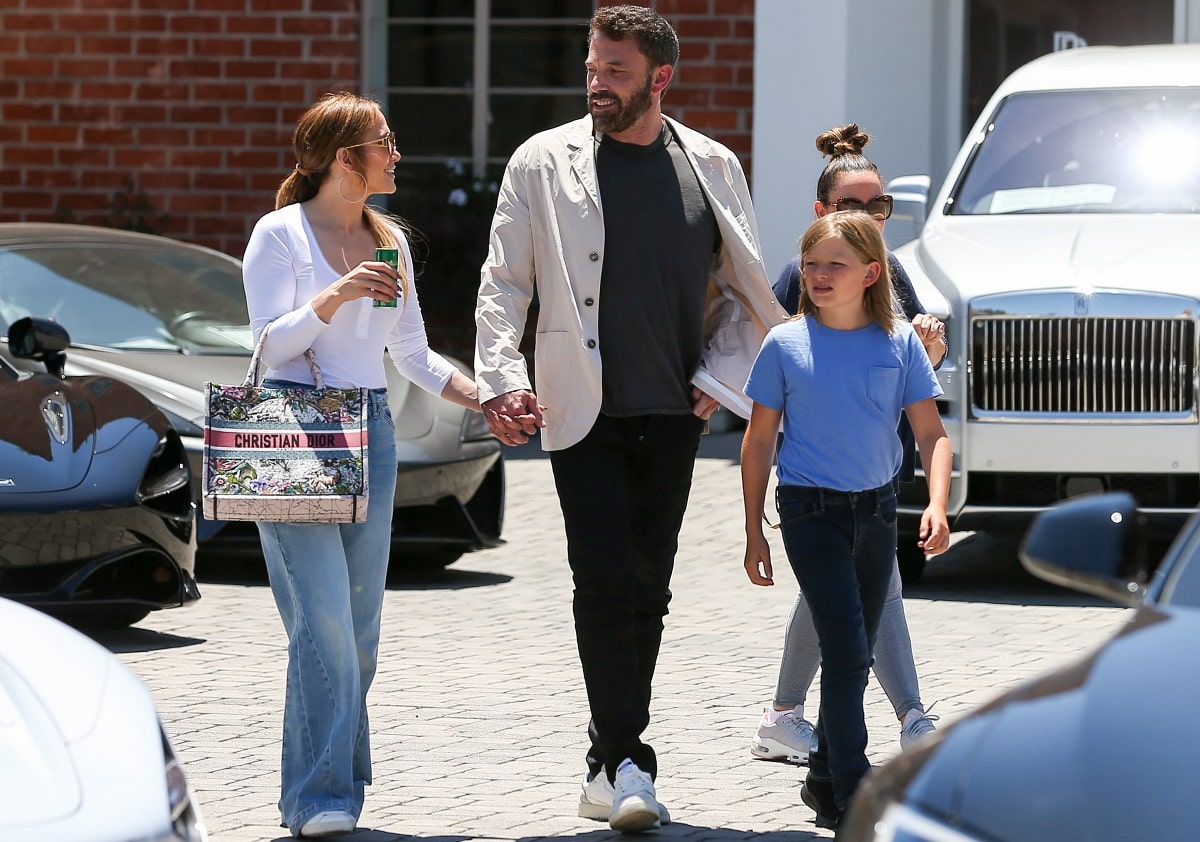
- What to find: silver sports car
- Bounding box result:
[0,223,503,569]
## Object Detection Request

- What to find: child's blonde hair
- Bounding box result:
[797,211,897,332]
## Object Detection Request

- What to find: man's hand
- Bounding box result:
[483,390,545,446]
[691,386,720,420]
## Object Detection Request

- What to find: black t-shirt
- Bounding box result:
[595,124,719,416]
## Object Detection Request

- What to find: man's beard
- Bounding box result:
[589,73,654,135]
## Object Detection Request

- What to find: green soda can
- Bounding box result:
[373,247,399,307]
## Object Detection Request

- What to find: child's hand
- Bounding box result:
[744,534,774,585]
[918,506,951,556]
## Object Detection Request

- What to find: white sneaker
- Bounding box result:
[609,758,664,833]
[579,768,671,825]
[900,707,940,750]
[750,705,816,764]
[297,809,356,837]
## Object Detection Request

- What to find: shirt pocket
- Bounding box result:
[867,366,900,415]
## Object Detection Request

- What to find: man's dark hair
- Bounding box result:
[589,5,680,68]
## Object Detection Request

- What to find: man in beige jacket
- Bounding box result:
[474,6,786,833]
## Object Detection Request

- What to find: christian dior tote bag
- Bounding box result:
[201,325,369,523]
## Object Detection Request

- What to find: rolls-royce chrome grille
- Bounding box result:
[969,292,1198,418]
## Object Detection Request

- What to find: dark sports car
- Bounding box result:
[0,317,199,628]
[0,223,503,569]
[842,491,1200,841]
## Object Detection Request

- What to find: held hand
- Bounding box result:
[691,386,720,420]
[917,507,951,556]
[744,533,774,586]
[482,390,546,446]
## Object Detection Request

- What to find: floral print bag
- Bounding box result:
[201,325,368,523]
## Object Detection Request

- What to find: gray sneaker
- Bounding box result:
[899,707,940,750]
[578,765,671,827]
[750,706,816,764]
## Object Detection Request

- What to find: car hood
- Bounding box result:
[60,349,252,426]
[903,605,1199,841]
[0,598,160,828]
[59,347,436,440]
[917,214,1200,301]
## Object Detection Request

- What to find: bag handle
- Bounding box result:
[243,322,325,389]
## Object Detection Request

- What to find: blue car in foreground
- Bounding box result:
[842,491,1199,841]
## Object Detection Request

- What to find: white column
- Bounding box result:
[752,0,958,274]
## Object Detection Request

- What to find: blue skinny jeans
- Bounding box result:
[776,482,896,809]
[773,557,923,721]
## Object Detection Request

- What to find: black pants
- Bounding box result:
[549,412,705,782]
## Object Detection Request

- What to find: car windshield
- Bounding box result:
[949,87,1200,215]
[0,241,252,353]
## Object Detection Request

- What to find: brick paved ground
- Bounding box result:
[102,431,1129,841]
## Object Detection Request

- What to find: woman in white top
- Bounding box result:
[242,92,479,839]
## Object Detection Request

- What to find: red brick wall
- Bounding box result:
[0,0,359,257]
[602,0,756,175]
[0,0,753,258]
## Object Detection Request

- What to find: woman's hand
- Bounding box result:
[483,390,546,446]
[911,313,947,364]
[312,260,400,322]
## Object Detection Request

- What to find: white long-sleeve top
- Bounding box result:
[242,202,457,394]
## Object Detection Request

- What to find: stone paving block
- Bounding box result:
[104,433,1128,841]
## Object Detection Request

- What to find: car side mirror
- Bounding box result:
[7,316,70,379]
[1018,491,1151,606]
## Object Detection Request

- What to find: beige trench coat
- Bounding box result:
[475,114,788,451]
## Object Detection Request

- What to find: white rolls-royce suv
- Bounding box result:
[891,43,1200,581]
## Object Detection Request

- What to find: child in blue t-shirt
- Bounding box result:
[740,210,952,828]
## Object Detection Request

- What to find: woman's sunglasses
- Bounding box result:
[345,131,397,155]
[832,194,894,220]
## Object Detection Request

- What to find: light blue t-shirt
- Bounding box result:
[745,314,942,491]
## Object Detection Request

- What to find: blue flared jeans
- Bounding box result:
[776,482,897,809]
[256,385,396,835]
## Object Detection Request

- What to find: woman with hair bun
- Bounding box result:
[748,123,947,795]
[242,91,481,838]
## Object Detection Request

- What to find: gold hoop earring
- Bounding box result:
[337,171,369,204]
